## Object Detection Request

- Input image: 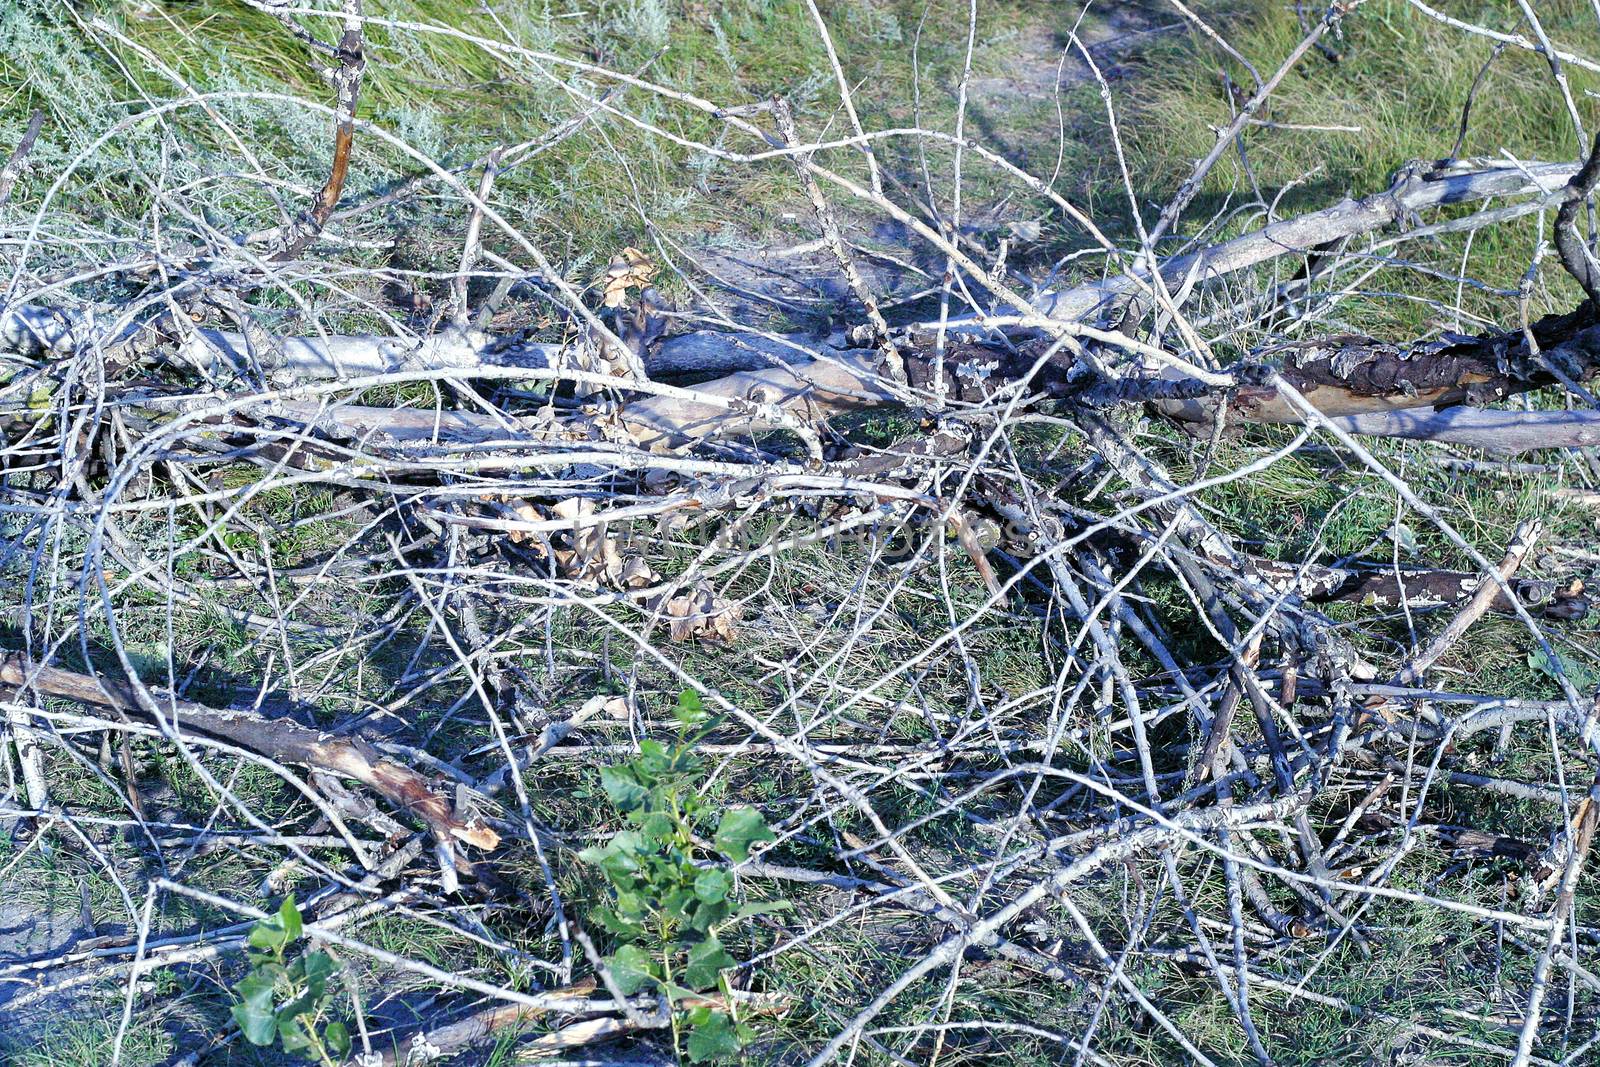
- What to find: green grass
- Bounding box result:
[9,1006,178,1066]
[0,0,1088,311]
[1124,0,1600,335]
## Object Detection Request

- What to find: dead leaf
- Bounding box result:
[600,246,656,309]
[660,583,741,642]
[451,822,501,850]
[619,555,656,589]
[501,496,658,591]
[506,500,545,545]
[574,693,631,721]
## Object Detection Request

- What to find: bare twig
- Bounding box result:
[0,108,44,207]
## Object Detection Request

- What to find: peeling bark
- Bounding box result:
[1157,304,1600,427]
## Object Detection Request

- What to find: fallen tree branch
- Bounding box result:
[22,285,1597,462]
[358,980,787,1066]
[1157,303,1600,427]
[1326,406,1600,452]
[1,159,1581,385]
[0,307,830,380]
[0,652,500,865]
[1393,519,1541,685]
[1032,158,1582,323]
[360,979,601,1066]
[146,397,1590,631]
[1252,554,1587,622]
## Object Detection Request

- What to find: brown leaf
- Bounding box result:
[500,496,660,592]
[451,821,501,850]
[661,583,741,643]
[506,501,545,545]
[600,246,656,309]
[619,555,657,589]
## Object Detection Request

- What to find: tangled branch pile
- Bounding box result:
[5,1,1600,1064]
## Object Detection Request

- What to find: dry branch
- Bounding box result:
[1,160,1581,385]
[1254,555,1588,621]
[1158,303,1600,428]
[1031,159,1581,322]
[358,980,787,1066]
[0,652,499,865]
[275,1,366,261]
[1325,407,1600,453]
[1393,519,1541,685]
[360,979,601,1066]
[0,108,44,208]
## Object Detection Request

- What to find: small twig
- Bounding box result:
[0,109,45,207]
[1513,759,1600,1066]
[769,96,904,387]
[1447,42,1507,163]
[453,147,504,329]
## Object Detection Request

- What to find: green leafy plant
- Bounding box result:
[578,689,782,1062]
[231,896,352,1065]
[1528,644,1600,694]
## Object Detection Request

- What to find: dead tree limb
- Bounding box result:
[1555,131,1600,304]
[1393,519,1541,685]
[1155,303,1600,430]
[2,160,1580,380]
[0,652,500,862]
[1325,407,1600,452]
[1251,555,1586,621]
[1034,159,1582,323]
